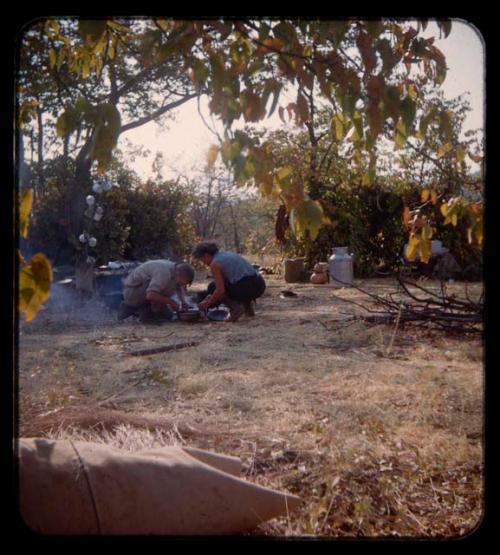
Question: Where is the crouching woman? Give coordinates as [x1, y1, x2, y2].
[192, 243, 266, 322]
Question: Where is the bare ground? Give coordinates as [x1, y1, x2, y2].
[17, 276, 484, 538]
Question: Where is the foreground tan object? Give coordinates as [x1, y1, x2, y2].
[18, 438, 301, 535]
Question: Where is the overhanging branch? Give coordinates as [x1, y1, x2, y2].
[119, 93, 198, 134]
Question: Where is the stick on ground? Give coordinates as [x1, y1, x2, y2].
[125, 341, 200, 357]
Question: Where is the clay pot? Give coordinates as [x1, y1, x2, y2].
[310, 272, 328, 284]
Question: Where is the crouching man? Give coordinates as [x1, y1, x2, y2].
[192, 242, 266, 322]
[118, 260, 195, 325]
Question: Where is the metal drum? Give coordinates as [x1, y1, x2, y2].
[328, 247, 354, 287]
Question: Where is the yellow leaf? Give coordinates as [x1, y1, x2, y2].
[407, 83, 417, 99]
[206, 144, 219, 169]
[451, 213, 458, 227]
[420, 237, 431, 263]
[275, 166, 292, 184]
[421, 224, 433, 240]
[19, 189, 33, 239]
[82, 59, 90, 79]
[456, 146, 466, 163]
[421, 189, 430, 203]
[19, 253, 53, 322]
[405, 235, 420, 261]
[437, 142, 452, 159]
[440, 203, 448, 217]
[49, 48, 57, 68]
[431, 191, 438, 205]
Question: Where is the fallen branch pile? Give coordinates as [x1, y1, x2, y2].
[331, 275, 483, 335]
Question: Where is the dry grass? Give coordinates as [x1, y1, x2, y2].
[17, 277, 484, 538]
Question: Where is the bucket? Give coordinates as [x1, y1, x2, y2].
[284, 258, 305, 283]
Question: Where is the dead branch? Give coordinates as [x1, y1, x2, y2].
[330, 274, 483, 336]
[125, 341, 200, 357]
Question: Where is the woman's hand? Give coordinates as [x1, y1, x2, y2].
[198, 299, 211, 312]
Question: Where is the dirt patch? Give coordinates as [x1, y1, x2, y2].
[16, 277, 484, 538]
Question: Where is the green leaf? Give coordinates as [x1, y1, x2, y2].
[332, 114, 344, 141]
[438, 110, 453, 143]
[267, 84, 281, 117]
[362, 168, 376, 186]
[329, 20, 350, 44]
[191, 57, 209, 88]
[456, 146, 466, 163]
[351, 111, 364, 142]
[56, 106, 80, 137]
[365, 20, 384, 39]
[394, 118, 407, 149]
[88, 102, 121, 173]
[273, 21, 298, 43]
[290, 199, 327, 241]
[75, 95, 92, 115]
[400, 96, 416, 133]
[383, 85, 402, 122]
[296, 92, 310, 124]
[78, 19, 107, 44]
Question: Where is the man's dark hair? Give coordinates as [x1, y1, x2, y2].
[191, 242, 219, 259]
[175, 263, 195, 285]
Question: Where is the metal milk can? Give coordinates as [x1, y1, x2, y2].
[328, 247, 354, 287]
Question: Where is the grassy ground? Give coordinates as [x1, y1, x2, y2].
[17, 275, 484, 538]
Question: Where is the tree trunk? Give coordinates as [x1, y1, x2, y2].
[36, 104, 45, 191]
[66, 137, 94, 282]
[229, 204, 241, 253]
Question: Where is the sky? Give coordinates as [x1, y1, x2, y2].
[120, 19, 486, 180]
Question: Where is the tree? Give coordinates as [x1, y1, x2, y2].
[18, 18, 198, 258]
[19, 17, 482, 319]
[24, 18, 458, 238]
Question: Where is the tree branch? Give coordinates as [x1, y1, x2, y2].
[120, 93, 197, 134]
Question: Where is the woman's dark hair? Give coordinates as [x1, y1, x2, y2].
[191, 242, 219, 259]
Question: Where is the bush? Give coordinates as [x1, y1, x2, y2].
[122, 180, 195, 261]
[281, 184, 407, 277]
[28, 159, 196, 267]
